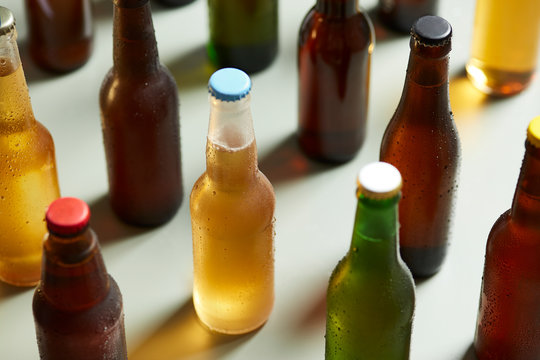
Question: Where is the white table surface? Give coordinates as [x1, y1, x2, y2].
[1, 0, 539, 359]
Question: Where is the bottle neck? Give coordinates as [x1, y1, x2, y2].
[348, 195, 400, 270]
[315, 0, 358, 17]
[0, 29, 34, 130]
[41, 229, 110, 312]
[112, 0, 160, 76]
[206, 95, 258, 188]
[510, 142, 540, 225]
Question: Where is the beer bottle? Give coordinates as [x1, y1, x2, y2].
[33, 197, 128, 360]
[377, 0, 439, 33]
[190, 68, 275, 334]
[466, 0, 540, 96]
[100, 0, 183, 226]
[0, 6, 60, 287]
[207, 0, 278, 74]
[154, 0, 196, 7]
[326, 162, 415, 360]
[298, 0, 374, 163]
[25, 0, 94, 73]
[379, 16, 460, 278]
[474, 116, 540, 359]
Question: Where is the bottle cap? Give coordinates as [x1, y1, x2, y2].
[0, 7, 15, 36]
[411, 15, 452, 47]
[527, 116, 540, 148]
[46, 197, 91, 236]
[209, 68, 252, 102]
[357, 162, 402, 200]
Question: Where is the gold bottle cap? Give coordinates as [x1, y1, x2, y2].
[357, 162, 402, 200]
[527, 116, 540, 148]
[0, 7, 15, 36]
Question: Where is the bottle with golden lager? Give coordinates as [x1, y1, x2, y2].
[0, 6, 60, 286]
[326, 162, 415, 359]
[190, 68, 275, 334]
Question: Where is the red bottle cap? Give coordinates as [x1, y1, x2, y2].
[46, 197, 91, 236]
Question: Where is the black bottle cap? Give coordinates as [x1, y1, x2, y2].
[411, 16, 452, 47]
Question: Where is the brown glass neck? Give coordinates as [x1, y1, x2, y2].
[41, 229, 110, 312]
[511, 142, 540, 225]
[113, 1, 160, 76]
[316, 0, 357, 17]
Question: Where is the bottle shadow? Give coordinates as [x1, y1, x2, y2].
[0, 280, 31, 301]
[93, 0, 114, 19]
[366, 8, 409, 43]
[129, 297, 258, 360]
[150, 0, 198, 12]
[461, 343, 477, 360]
[294, 285, 327, 333]
[258, 134, 336, 185]
[165, 44, 216, 92]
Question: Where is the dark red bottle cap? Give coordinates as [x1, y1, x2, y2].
[46, 197, 91, 236]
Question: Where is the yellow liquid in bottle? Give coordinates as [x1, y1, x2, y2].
[0, 63, 60, 286]
[190, 140, 275, 334]
[466, 0, 540, 96]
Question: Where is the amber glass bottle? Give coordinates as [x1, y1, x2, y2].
[474, 117, 540, 359]
[380, 16, 460, 278]
[25, 0, 93, 73]
[33, 197, 128, 360]
[100, 0, 183, 226]
[377, 0, 439, 33]
[0, 7, 60, 287]
[298, 0, 374, 163]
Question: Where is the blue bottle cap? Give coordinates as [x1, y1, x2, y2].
[208, 68, 252, 101]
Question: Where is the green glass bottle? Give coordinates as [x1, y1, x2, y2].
[207, 0, 278, 74]
[325, 162, 415, 360]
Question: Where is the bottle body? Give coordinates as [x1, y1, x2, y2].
[25, 0, 93, 73]
[298, 2, 374, 163]
[0, 19, 60, 286]
[377, 0, 439, 33]
[207, 0, 278, 74]
[100, 0, 182, 226]
[466, 0, 540, 96]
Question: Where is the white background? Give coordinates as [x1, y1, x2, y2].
[1, 0, 539, 359]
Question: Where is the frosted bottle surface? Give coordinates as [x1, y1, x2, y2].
[0, 7, 60, 287]
[100, 0, 182, 226]
[379, 16, 460, 278]
[298, 0, 374, 163]
[190, 68, 275, 334]
[474, 117, 540, 359]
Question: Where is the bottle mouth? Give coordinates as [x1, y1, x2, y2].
[356, 162, 402, 200]
[208, 68, 252, 102]
[411, 15, 452, 48]
[527, 116, 540, 148]
[46, 197, 91, 237]
[0, 6, 16, 36]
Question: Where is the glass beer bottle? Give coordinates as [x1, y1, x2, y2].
[100, 0, 183, 226]
[191, 68, 275, 334]
[380, 16, 460, 278]
[33, 197, 128, 360]
[298, 0, 374, 163]
[377, 0, 439, 33]
[0, 6, 60, 286]
[326, 162, 415, 360]
[25, 0, 93, 73]
[474, 116, 540, 359]
[207, 0, 278, 74]
[466, 0, 540, 96]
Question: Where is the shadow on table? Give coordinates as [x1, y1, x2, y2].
[295, 285, 327, 333]
[461, 344, 477, 360]
[0, 281, 31, 301]
[130, 297, 257, 360]
[166, 44, 216, 92]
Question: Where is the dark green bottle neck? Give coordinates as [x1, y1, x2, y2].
[316, 0, 358, 17]
[511, 142, 540, 226]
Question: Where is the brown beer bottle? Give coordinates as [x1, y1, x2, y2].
[380, 16, 460, 278]
[298, 0, 374, 163]
[100, 0, 183, 226]
[33, 197, 128, 360]
[474, 116, 540, 359]
[377, 0, 439, 33]
[25, 0, 93, 73]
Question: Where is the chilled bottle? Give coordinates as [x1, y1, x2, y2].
[0, 6, 60, 286]
[100, 0, 183, 226]
[474, 116, 540, 359]
[25, 0, 93, 73]
[33, 197, 128, 360]
[380, 16, 460, 278]
[377, 0, 439, 33]
[466, 0, 540, 96]
[207, 0, 278, 74]
[298, 0, 374, 163]
[191, 68, 275, 334]
[326, 162, 415, 359]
